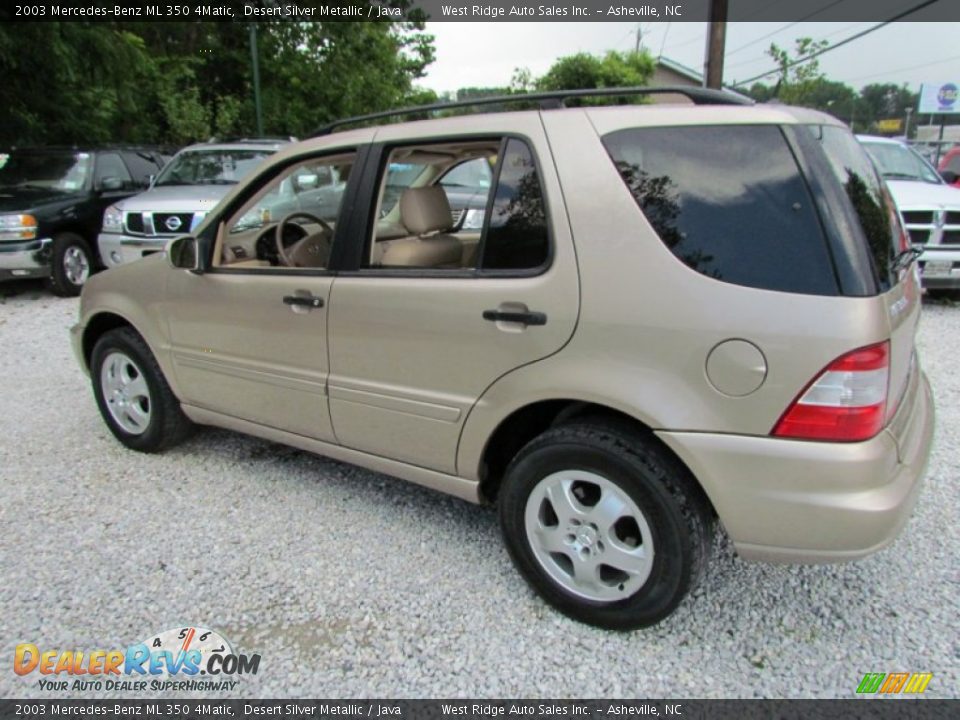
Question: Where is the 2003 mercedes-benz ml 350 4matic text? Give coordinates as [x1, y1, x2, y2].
[71, 88, 935, 630]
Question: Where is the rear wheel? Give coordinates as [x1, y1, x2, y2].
[90, 327, 192, 452]
[498, 420, 712, 630]
[48, 232, 93, 297]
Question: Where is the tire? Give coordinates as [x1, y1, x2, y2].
[90, 327, 193, 452]
[498, 419, 713, 630]
[48, 232, 93, 297]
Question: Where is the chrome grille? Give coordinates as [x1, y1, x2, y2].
[124, 213, 144, 234]
[902, 211, 935, 225]
[154, 213, 194, 235]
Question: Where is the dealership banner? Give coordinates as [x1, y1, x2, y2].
[2, 0, 959, 23]
[0, 699, 956, 719]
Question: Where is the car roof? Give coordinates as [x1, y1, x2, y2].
[177, 139, 290, 154]
[856, 134, 905, 145]
[7, 145, 168, 153]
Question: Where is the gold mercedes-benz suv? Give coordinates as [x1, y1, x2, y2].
[71, 88, 935, 630]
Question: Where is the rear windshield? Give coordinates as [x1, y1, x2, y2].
[603, 125, 838, 295]
[808, 126, 900, 292]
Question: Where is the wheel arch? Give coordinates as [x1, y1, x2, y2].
[474, 398, 716, 518]
[81, 311, 139, 370]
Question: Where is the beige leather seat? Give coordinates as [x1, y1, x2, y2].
[378, 186, 462, 268]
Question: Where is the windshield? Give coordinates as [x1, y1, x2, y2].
[0, 151, 92, 191]
[154, 149, 273, 187]
[861, 141, 941, 184]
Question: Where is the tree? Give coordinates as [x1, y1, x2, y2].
[536, 50, 654, 94]
[766, 37, 830, 105]
[0, 5, 436, 147]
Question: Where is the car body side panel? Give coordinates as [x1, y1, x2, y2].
[75, 254, 176, 381]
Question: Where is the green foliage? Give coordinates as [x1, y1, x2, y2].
[536, 50, 654, 92]
[744, 38, 920, 134]
[0, 9, 435, 147]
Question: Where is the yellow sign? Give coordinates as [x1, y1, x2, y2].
[878, 118, 904, 132]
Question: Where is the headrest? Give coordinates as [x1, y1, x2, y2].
[400, 186, 452, 235]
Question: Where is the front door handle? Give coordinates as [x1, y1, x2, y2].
[482, 309, 547, 326]
[283, 294, 324, 309]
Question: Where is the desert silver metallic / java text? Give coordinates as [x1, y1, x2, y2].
[100, 352, 151, 435]
[524, 470, 655, 602]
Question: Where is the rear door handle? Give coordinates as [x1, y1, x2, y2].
[283, 294, 324, 308]
[482, 309, 547, 326]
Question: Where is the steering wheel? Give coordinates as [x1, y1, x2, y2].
[275, 212, 334, 268]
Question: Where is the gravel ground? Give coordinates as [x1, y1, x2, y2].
[0, 280, 957, 699]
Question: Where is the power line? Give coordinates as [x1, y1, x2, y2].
[725, 21, 871, 71]
[843, 53, 960, 84]
[725, 0, 851, 58]
[731, 0, 943, 87]
[658, 21, 672, 60]
[661, 26, 708, 54]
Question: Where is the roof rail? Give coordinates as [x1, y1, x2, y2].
[310, 85, 752, 137]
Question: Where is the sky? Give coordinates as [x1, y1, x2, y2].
[417, 21, 960, 94]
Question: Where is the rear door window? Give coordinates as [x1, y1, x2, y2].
[603, 125, 838, 295]
[481, 138, 549, 271]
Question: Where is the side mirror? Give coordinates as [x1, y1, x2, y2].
[940, 169, 958, 184]
[147, 174, 156, 188]
[166, 235, 200, 273]
[98, 176, 125, 192]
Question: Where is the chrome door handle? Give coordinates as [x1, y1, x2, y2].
[482, 309, 547, 326]
[283, 294, 324, 308]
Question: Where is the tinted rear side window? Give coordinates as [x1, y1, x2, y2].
[808, 125, 899, 291]
[481, 138, 549, 271]
[603, 125, 838, 295]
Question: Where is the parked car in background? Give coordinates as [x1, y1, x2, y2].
[938, 146, 960, 189]
[98, 138, 291, 270]
[74, 92, 934, 630]
[0, 146, 168, 295]
[860, 134, 960, 292]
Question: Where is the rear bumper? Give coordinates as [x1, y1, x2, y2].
[657, 372, 935, 563]
[0, 237, 52, 281]
[98, 233, 168, 269]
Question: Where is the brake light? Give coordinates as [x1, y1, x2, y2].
[772, 341, 890, 442]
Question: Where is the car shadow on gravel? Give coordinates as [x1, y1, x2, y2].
[169, 425, 909, 646]
[0, 278, 48, 300]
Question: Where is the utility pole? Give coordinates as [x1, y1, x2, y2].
[905, 107, 913, 139]
[704, 0, 728, 89]
[249, 24, 264, 136]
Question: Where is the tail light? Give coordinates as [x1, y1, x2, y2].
[772, 341, 890, 442]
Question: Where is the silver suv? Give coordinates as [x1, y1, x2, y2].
[72, 88, 935, 630]
[97, 139, 292, 268]
[859, 135, 960, 291]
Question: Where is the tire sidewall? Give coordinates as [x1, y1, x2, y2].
[500, 436, 693, 629]
[90, 331, 167, 452]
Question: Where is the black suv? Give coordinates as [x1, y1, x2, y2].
[0, 146, 169, 295]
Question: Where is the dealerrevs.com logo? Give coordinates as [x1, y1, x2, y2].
[14, 627, 260, 692]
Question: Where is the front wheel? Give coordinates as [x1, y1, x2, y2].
[498, 420, 713, 630]
[48, 232, 93, 297]
[90, 327, 193, 452]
